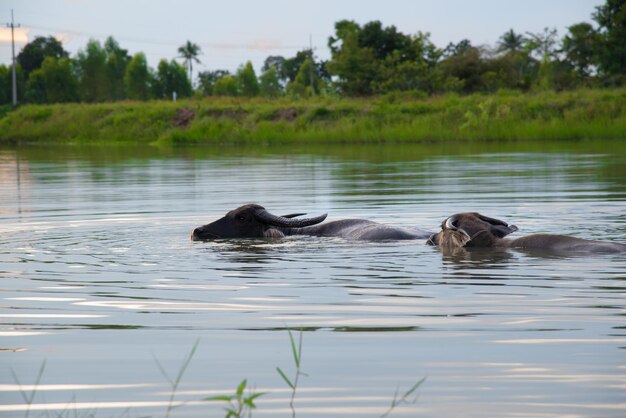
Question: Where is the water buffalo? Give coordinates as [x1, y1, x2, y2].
[427, 212, 626, 254]
[191, 204, 432, 241]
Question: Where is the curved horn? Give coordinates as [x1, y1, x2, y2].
[253, 208, 327, 227]
[478, 214, 508, 226]
[281, 213, 307, 218]
[445, 216, 458, 231]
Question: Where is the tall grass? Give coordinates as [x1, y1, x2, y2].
[276, 329, 305, 418]
[153, 338, 199, 418]
[1, 88, 625, 145]
[10, 360, 46, 418]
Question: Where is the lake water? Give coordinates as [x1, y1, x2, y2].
[1, 142, 625, 417]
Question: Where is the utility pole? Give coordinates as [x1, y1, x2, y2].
[6, 9, 20, 107]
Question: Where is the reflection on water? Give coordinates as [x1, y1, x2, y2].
[1, 143, 626, 417]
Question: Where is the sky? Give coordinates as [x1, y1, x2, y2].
[0, 0, 604, 77]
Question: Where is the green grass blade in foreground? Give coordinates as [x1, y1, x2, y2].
[204, 379, 266, 418]
[153, 338, 200, 418]
[10, 359, 46, 418]
[277, 329, 305, 418]
[380, 377, 426, 418]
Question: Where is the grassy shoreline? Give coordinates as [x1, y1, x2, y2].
[1, 88, 625, 145]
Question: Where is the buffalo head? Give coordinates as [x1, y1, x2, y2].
[191, 204, 328, 240]
[427, 212, 518, 249]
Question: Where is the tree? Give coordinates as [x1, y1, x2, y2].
[327, 20, 378, 95]
[124, 53, 152, 100]
[487, 51, 539, 91]
[443, 39, 473, 58]
[281, 51, 311, 83]
[197, 70, 230, 96]
[0, 65, 9, 104]
[213, 75, 239, 96]
[104, 36, 130, 100]
[25, 68, 47, 103]
[17, 36, 68, 77]
[374, 31, 444, 94]
[562, 22, 601, 79]
[77, 39, 108, 102]
[358, 20, 409, 60]
[525, 27, 559, 61]
[154, 59, 192, 99]
[259, 66, 282, 97]
[440, 44, 485, 93]
[286, 58, 321, 97]
[178, 40, 202, 84]
[497, 29, 525, 53]
[262, 55, 285, 73]
[25, 57, 79, 103]
[42, 57, 79, 102]
[593, 0, 626, 81]
[236, 61, 260, 97]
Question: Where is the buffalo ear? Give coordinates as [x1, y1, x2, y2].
[426, 233, 440, 246]
[490, 224, 518, 238]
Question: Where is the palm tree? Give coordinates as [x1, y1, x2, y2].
[497, 29, 525, 53]
[178, 40, 202, 84]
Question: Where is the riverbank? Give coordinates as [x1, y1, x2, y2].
[1, 88, 625, 145]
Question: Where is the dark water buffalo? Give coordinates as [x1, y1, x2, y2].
[191, 204, 432, 241]
[428, 212, 626, 254]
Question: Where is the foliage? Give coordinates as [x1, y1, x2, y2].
[327, 20, 378, 95]
[154, 59, 192, 99]
[124, 53, 152, 100]
[213, 75, 239, 96]
[104, 36, 131, 100]
[4, 1, 626, 105]
[205, 379, 266, 418]
[259, 66, 282, 97]
[26, 57, 79, 103]
[497, 29, 526, 53]
[17, 36, 68, 76]
[562, 22, 601, 79]
[197, 69, 230, 95]
[0, 64, 9, 104]
[525, 27, 560, 61]
[593, 0, 626, 82]
[76, 39, 109, 102]
[237, 61, 260, 97]
[3, 89, 626, 145]
[286, 58, 324, 97]
[178, 40, 202, 83]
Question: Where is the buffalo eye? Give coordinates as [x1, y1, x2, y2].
[236, 215, 247, 221]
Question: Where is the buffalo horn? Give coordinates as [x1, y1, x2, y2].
[281, 213, 307, 218]
[254, 209, 327, 227]
[445, 216, 458, 230]
[478, 214, 509, 226]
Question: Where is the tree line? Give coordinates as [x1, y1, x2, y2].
[0, 0, 624, 105]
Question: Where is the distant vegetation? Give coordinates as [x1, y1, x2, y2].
[2, 88, 624, 144]
[0, 0, 625, 105]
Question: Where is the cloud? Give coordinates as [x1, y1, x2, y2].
[54, 32, 75, 44]
[0, 27, 29, 44]
[202, 39, 300, 51]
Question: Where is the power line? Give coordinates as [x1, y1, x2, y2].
[5, 9, 20, 107]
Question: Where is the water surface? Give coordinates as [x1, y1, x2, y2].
[1, 142, 625, 417]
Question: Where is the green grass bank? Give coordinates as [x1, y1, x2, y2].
[1, 88, 625, 145]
